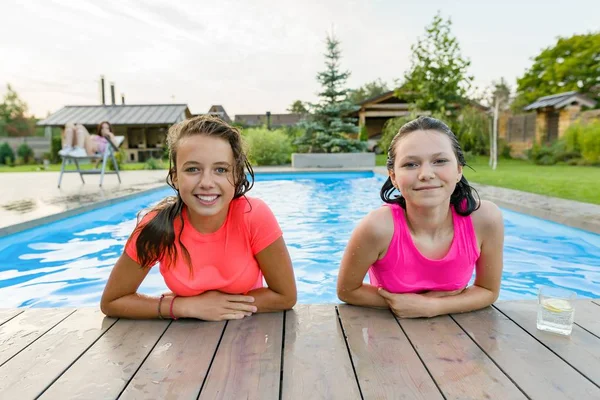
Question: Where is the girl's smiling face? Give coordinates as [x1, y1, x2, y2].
[172, 134, 236, 231]
[389, 129, 463, 208]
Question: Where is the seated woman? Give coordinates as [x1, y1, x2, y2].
[58, 121, 116, 157]
[101, 115, 297, 320]
[337, 116, 504, 318]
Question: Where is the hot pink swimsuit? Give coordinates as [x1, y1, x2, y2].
[368, 203, 480, 293]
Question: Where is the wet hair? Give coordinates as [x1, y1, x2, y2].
[96, 121, 113, 137]
[131, 115, 254, 271]
[380, 116, 479, 216]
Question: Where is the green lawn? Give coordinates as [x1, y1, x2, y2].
[376, 155, 600, 205]
[0, 162, 156, 173]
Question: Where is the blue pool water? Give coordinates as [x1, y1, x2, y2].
[0, 171, 599, 308]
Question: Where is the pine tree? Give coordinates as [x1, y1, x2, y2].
[296, 34, 365, 153]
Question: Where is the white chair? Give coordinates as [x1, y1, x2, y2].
[57, 136, 125, 188]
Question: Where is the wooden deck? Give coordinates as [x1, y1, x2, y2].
[1, 300, 599, 399]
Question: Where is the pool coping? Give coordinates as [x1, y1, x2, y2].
[0, 185, 171, 236]
[1, 168, 599, 236]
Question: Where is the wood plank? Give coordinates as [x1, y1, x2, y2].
[0, 309, 24, 326]
[121, 320, 225, 400]
[199, 313, 283, 399]
[337, 305, 442, 399]
[0, 308, 117, 398]
[39, 318, 169, 399]
[495, 301, 600, 387]
[455, 305, 600, 399]
[0, 308, 74, 366]
[573, 300, 600, 338]
[400, 314, 526, 399]
[281, 305, 361, 399]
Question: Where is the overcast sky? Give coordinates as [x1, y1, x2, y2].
[1, 0, 598, 118]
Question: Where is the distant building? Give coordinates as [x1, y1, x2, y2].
[523, 91, 597, 142]
[234, 113, 303, 128]
[350, 90, 488, 138]
[350, 91, 412, 140]
[205, 105, 232, 123]
[37, 104, 192, 163]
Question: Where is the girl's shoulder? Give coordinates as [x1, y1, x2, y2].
[234, 196, 278, 225]
[470, 200, 503, 235]
[239, 195, 268, 210]
[360, 204, 395, 245]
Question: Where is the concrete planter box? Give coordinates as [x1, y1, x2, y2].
[291, 152, 375, 168]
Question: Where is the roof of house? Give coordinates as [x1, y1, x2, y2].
[37, 104, 192, 126]
[524, 91, 597, 111]
[234, 113, 303, 126]
[358, 90, 399, 106]
[356, 90, 488, 111]
[206, 105, 232, 123]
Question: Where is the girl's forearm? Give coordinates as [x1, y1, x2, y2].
[101, 293, 176, 319]
[428, 285, 498, 317]
[338, 284, 389, 308]
[100, 293, 185, 319]
[247, 287, 296, 312]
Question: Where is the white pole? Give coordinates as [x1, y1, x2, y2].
[492, 97, 499, 170]
[489, 117, 493, 167]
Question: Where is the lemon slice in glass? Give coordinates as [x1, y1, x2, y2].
[542, 298, 572, 313]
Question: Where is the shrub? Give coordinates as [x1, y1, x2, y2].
[0, 142, 15, 165]
[498, 138, 512, 159]
[455, 106, 490, 155]
[107, 149, 126, 171]
[528, 139, 580, 165]
[50, 135, 62, 163]
[580, 121, 600, 164]
[379, 115, 414, 156]
[358, 125, 368, 141]
[17, 142, 34, 163]
[144, 158, 164, 170]
[563, 122, 583, 153]
[244, 127, 293, 166]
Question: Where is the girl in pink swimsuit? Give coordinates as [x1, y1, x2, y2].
[58, 121, 115, 157]
[337, 116, 505, 318]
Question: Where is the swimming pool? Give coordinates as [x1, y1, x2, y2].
[1, 171, 599, 307]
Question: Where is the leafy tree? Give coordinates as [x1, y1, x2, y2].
[397, 12, 473, 120]
[513, 32, 600, 111]
[348, 79, 390, 104]
[296, 34, 365, 153]
[287, 100, 309, 114]
[0, 84, 35, 136]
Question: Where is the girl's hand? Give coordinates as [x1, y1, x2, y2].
[178, 291, 257, 321]
[378, 288, 436, 318]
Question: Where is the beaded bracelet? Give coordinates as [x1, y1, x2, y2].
[169, 295, 179, 320]
[157, 294, 165, 320]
